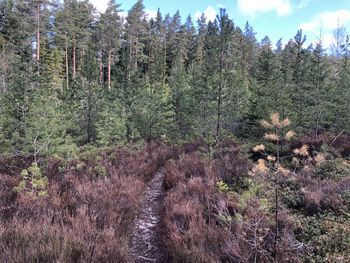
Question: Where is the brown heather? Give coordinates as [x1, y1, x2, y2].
[162, 141, 302, 263]
[1, 136, 349, 262]
[0, 143, 178, 262]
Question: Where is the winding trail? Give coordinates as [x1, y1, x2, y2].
[130, 171, 165, 263]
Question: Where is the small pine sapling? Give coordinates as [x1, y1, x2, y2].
[14, 162, 49, 198]
[251, 112, 297, 261]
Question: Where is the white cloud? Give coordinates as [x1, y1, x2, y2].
[89, 0, 156, 21]
[120, 11, 127, 19]
[144, 9, 158, 20]
[321, 33, 334, 48]
[194, 6, 218, 22]
[237, 0, 292, 17]
[298, 0, 312, 9]
[299, 9, 350, 32]
[89, 0, 108, 13]
[299, 10, 350, 49]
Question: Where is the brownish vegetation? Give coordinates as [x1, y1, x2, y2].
[0, 143, 179, 262]
[0, 137, 349, 262]
[162, 141, 303, 262]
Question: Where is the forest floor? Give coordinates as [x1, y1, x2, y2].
[0, 137, 349, 262]
[130, 170, 166, 263]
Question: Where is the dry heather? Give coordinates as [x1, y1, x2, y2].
[0, 137, 349, 262]
[162, 141, 304, 263]
[0, 143, 177, 262]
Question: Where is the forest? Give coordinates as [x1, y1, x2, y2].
[0, 0, 349, 262]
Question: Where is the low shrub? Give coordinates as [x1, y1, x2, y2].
[0, 143, 178, 262]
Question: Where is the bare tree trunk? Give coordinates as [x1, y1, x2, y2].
[216, 52, 224, 138]
[274, 186, 279, 263]
[36, 2, 40, 62]
[216, 87, 222, 138]
[99, 50, 103, 84]
[73, 41, 76, 80]
[1, 43, 5, 91]
[65, 32, 69, 89]
[100, 61, 103, 83]
[126, 115, 132, 143]
[108, 50, 111, 90]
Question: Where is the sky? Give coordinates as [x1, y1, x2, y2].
[89, 0, 350, 49]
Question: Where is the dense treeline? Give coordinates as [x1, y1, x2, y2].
[0, 0, 349, 158]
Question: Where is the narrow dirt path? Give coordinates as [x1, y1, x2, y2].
[130, 171, 165, 263]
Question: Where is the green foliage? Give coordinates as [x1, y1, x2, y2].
[0, 0, 349, 151]
[216, 180, 229, 193]
[96, 101, 126, 146]
[75, 161, 86, 171]
[315, 158, 350, 180]
[53, 136, 79, 161]
[14, 162, 49, 198]
[93, 164, 108, 177]
[300, 214, 350, 263]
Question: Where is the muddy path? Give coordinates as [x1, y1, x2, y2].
[129, 171, 166, 263]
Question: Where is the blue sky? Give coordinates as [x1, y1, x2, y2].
[90, 0, 350, 49]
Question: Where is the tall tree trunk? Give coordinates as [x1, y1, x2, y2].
[216, 87, 222, 138]
[108, 50, 111, 90]
[99, 50, 103, 84]
[216, 54, 224, 138]
[1, 44, 6, 91]
[65, 32, 69, 89]
[87, 79, 92, 143]
[36, 2, 40, 62]
[126, 115, 132, 143]
[274, 186, 279, 262]
[73, 41, 76, 80]
[100, 61, 103, 84]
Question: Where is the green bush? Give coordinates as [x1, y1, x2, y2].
[299, 214, 350, 263]
[315, 158, 350, 180]
[14, 162, 48, 198]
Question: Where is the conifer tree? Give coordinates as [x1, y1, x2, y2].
[138, 9, 174, 141]
[121, 0, 148, 142]
[251, 36, 289, 125]
[55, 0, 94, 85]
[307, 42, 331, 137]
[333, 36, 350, 132]
[98, 0, 122, 90]
[190, 14, 215, 138]
[0, 0, 35, 153]
[289, 30, 308, 130]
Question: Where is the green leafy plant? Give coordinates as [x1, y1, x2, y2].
[216, 180, 229, 193]
[14, 162, 48, 198]
[315, 158, 350, 180]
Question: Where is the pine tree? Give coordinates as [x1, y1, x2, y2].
[55, 0, 94, 87]
[289, 30, 308, 130]
[98, 0, 122, 90]
[165, 10, 181, 75]
[251, 36, 288, 123]
[78, 44, 100, 144]
[333, 35, 350, 132]
[0, 0, 35, 153]
[121, 0, 148, 142]
[32, 0, 53, 65]
[242, 21, 258, 75]
[138, 9, 174, 141]
[307, 42, 331, 137]
[167, 11, 196, 138]
[190, 14, 214, 138]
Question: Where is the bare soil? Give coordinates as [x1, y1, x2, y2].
[130, 170, 165, 263]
